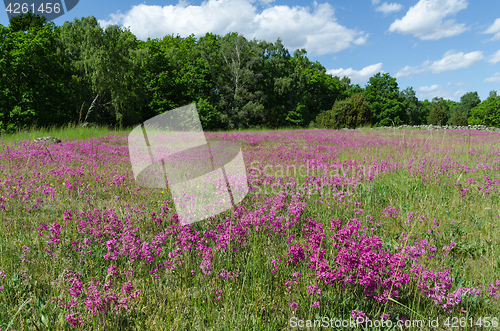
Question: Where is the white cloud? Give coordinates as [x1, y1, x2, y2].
[418, 84, 441, 92]
[395, 65, 422, 78]
[484, 73, 500, 83]
[447, 81, 470, 86]
[372, 0, 381, 5]
[489, 50, 500, 64]
[97, 0, 368, 56]
[326, 63, 383, 85]
[258, 0, 275, 5]
[482, 18, 500, 41]
[424, 50, 484, 73]
[376, 2, 404, 15]
[388, 0, 468, 40]
[396, 50, 484, 77]
[416, 84, 465, 101]
[176, 0, 190, 8]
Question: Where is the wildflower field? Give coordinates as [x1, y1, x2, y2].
[0, 128, 499, 330]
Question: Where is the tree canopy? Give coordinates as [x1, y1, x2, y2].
[0, 15, 497, 132]
[468, 91, 500, 127]
[364, 73, 406, 127]
[8, 11, 47, 32]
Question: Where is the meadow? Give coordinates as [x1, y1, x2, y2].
[0, 126, 499, 330]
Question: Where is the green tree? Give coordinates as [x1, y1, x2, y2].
[141, 33, 217, 118]
[459, 91, 481, 117]
[0, 21, 75, 132]
[427, 104, 446, 125]
[446, 92, 480, 125]
[196, 97, 222, 130]
[319, 93, 371, 129]
[282, 49, 344, 127]
[448, 110, 468, 126]
[468, 91, 500, 127]
[57, 16, 149, 126]
[346, 84, 364, 97]
[364, 73, 406, 126]
[253, 38, 293, 128]
[200, 32, 264, 129]
[431, 97, 450, 123]
[399, 87, 422, 125]
[448, 103, 464, 123]
[8, 12, 47, 32]
[418, 99, 433, 125]
[340, 76, 351, 90]
[445, 100, 458, 122]
[140, 35, 186, 116]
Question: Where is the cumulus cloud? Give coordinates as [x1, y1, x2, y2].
[489, 50, 500, 65]
[376, 2, 404, 15]
[388, 0, 468, 40]
[396, 50, 484, 77]
[418, 84, 441, 92]
[258, 0, 275, 5]
[484, 73, 500, 83]
[97, 0, 368, 56]
[326, 63, 383, 85]
[424, 50, 484, 73]
[395, 65, 422, 78]
[482, 18, 500, 41]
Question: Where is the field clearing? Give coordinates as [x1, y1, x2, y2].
[0, 128, 500, 330]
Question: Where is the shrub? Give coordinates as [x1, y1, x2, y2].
[427, 104, 447, 125]
[448, 110, 468, 126]
[319, 93, 371, 129]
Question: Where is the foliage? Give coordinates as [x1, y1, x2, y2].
[8, 12, 47, 32]
[0, 14, 493, 132]
[57, 16, 148, 126]
[446, 92, 481, 126]
[319, 93, 371, 129]
[196, 97, 222, 131]
[199, 33, 264, 129]
[364, 73, 406, 127]
[431, 97, 450, 123]
[448, 104, 465, 124]
[459, 91, 481, 117]
[141, 33, 217, 119]
[0, 22, 75, 132]
[346, 84, 364, 99]
[468, 91, 500, 127]
[296, 52, 344, 126]
[399, 87, 422, 125]
[448, 109, 468, 126]
[427, 104, 447, 125]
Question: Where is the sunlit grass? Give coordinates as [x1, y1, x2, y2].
[0, 127, 499, 330]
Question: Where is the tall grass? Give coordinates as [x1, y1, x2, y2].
[0, 123, 130, 145]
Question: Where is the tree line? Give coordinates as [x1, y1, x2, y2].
[1, 13, 499, 133]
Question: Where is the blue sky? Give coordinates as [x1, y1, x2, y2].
[2, 0, 499, 102]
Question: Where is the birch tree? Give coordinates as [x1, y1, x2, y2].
[57, 16, 149, 125]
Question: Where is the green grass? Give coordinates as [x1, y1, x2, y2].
[0, 126, 499, 330]
[0, 123, 131, 144]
